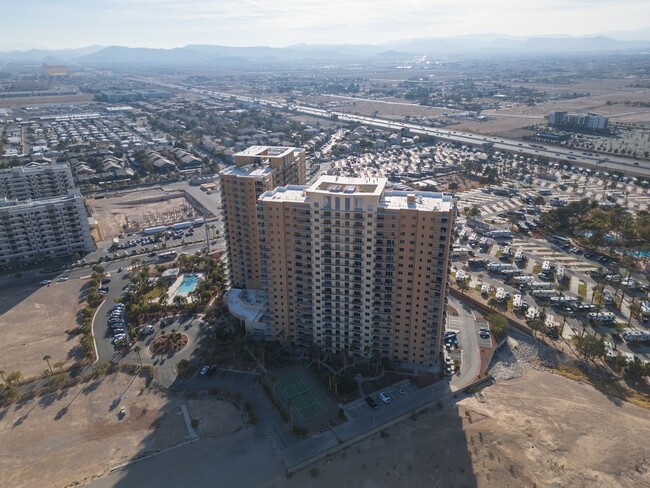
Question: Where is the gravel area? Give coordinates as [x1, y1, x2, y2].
[488, 330, 566, 381]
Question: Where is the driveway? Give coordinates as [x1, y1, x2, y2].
[448, 296, 481, 390]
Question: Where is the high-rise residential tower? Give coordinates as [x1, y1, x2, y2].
[255, 175, 455, 368]
[219, 146, 306, 290]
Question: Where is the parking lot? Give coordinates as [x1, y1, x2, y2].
[345, 380, 416, 419]
[453, 224, 650, 363]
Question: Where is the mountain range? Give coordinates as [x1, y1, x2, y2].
[1, 33, 649, 68]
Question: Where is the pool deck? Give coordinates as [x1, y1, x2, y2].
[167, 273, 204, 302]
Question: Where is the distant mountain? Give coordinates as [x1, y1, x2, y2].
[0, 46, 104, 64]
[380, 35, 650, 55]
[601, 27, 650, 42]
[1, 31, 649, 69]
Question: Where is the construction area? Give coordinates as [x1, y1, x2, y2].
[86, 188, 200, 243]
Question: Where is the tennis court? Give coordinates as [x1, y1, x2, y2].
[277, 372, 328, 421]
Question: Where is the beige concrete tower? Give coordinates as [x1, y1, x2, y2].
[257, 175, 455, 368]
[220, 146, 306, 290]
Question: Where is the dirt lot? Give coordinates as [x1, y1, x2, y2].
[0, 372, 242, 488]
[0, 94, 94, 108]
[0, 280, 88, 380]
[275, 370, 650, 488]
[87, 188, 199, 242]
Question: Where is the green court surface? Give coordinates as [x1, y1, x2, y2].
[277, 372, 328, 421]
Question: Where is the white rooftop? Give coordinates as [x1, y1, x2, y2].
[220, 164, 273, 178]
[382, 191, 453, 212]
[308, 175, 387, 196]
[259, 185, 307, 203]
[228, 288, 267, 323]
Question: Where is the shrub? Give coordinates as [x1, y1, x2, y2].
[191, 419, 200, 429]
[338, 407, 345, 419]
[308, 467, 319, 478]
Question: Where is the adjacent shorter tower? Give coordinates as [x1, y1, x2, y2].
[219, 146, 306, 290]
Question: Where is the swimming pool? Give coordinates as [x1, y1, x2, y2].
[178, 274, 200, 294]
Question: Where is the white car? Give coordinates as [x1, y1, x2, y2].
[39, 280, 52, 285]
[377, 392, 391, 404]
[57, 276, 69, 282]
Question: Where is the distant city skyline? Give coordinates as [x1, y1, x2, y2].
[1, 0, 649, 51]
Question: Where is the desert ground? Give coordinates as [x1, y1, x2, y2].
[0, 280, 88, 380]
[87, 188, 199, 242]
[273, 370, 650, 488]
[302, 80, 650, 139]
[0, 372, 242, 488]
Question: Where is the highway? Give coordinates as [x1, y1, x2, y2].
[137, 77, 650, 178]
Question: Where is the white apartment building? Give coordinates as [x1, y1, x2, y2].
[0, 189, 94, 268]
[548, 111, 608, 131]
[0, 163, 75, 201]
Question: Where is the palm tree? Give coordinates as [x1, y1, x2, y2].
[271, 375, 278, 403]
[134, 345, 142, 367]
[43, 355, 53, 374]
[288, 399, 294, 430]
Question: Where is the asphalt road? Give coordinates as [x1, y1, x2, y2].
[92, 271, 132, 361]
[448, 296, 481, 389]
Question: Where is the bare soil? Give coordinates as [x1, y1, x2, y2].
[0, 280, 88, 380]
[0, 372, 241, 488]
[87, 188, 198, 242]
[275, 370, 650, 488]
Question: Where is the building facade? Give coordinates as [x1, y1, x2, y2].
[0, 163, 75, 201]
[548, 111, 608, 131]
[0, 189, 95, 268]
[219, 146, 306, 290]
[256, 176, 455, 368]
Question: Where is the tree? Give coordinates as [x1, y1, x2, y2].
[271, 376, 278, 403]
[574, 335, 606, 362]
[134, 345, 142, 367]
[488, 313, 508, 340]
[528, 318, 546, 339]
[6, 371, 21, 387]
[625, 359, 649, 383]
[43, 355, 53, 374]
[288, 399, 294, 430]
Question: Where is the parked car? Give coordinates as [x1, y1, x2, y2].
[377, 392, 391, 404]
[200, 366, 210, 375]
[365, 396, 378, 409]
[479, 327, 491, 339]
[39, 280, 52, 286]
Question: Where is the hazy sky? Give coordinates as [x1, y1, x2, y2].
[1, 0, 649, 50]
